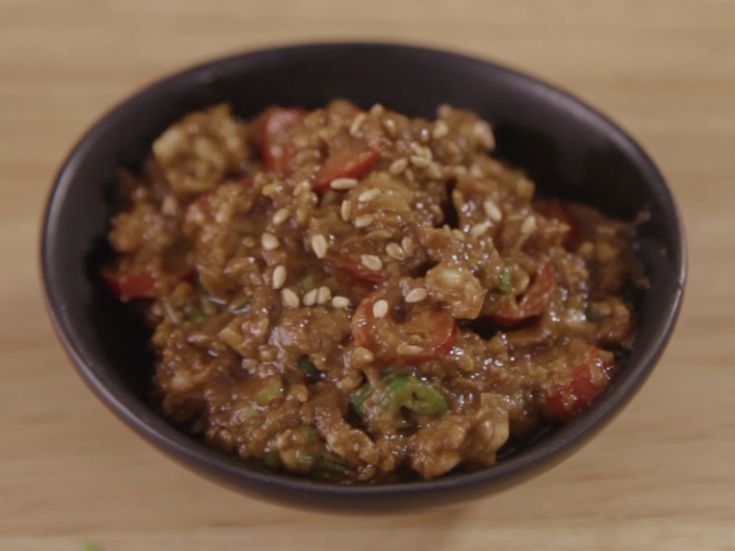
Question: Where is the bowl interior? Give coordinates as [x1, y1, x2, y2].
[42, 43, 684, 510]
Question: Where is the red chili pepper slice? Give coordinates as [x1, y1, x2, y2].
[535, 199, 579, 248]
[490, 262, 556, 327]
[260, 107, 306, 173]
[327, 257, 385, 284]
[352, 290, 457, 363]
[313, 147, 381, 192]
[541, 346, 616, 421]
[103, 269, 160, 300]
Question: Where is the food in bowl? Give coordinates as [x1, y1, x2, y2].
[104, 100, 640, 482]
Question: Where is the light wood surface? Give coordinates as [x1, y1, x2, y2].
[2, 0, 734, 549]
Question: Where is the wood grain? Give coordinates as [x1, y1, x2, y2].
[2, 0, 734, 549]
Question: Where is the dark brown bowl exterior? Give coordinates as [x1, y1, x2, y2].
[41, 43, 686, 512]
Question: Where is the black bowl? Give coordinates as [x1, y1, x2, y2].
[41, 42, 686, 512]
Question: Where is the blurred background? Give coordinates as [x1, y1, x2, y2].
[2, 1, 734, 549]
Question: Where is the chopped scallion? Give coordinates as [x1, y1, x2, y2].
[499, 260, 513, 294]
[297, 355, 322, 381]
[255, 377, 284, 406]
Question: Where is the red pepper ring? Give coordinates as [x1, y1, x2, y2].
[352, 290, 457, 364]
[541, 345, 616, 421]
[313, 147, 381, 192]
[259, 107, 307, 173]
[489, 261, 556, 327]
[102, 269, 160, 300]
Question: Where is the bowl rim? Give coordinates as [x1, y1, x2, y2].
[40, 41, 687, 500]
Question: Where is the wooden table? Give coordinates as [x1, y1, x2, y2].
[2, 1, 733, 549]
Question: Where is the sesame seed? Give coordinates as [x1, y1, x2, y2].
[272, 265, 286, 289]
[340, 199, 352, 221]
[331, 296, 350, 309]
[293, 180, 311, 196]
[426, 162, 443, 179]
[452, 229, 465, 241]
[452, 189, 464, 205]
[521, 215, 537, 235]
[272, 208, 289, 225]
[311, 234, 328, 259]
[353, 346, 375, 363]
[404, 168, 415, 182]
[409, 143, 424, 156]
[470, 222, 490, 237]
[397, 344, 424, 355]
[317, 286, 332, 305]
[473, 120, 495, 149]
[261, 232, 279, 250]
[385, 242, 406, 260]
[401, 236, 415, 256]
[330, 178, 358, 190]
[281, 288, 300, 308]
[372, 299, 389, 318]
[262, 183, 277, 196]
[389, 158, 408, 174]
[516, 271, 530, 293]
[438, 267, 463, 287]
[350, 112, 367, 136]
[410, 155, 430, 168]
[405, 287, 427, 303]
[432, 120, 449, 139]
[303, 288, 318, 306]
[516, 178, 534, 200]
[295, 208, 309, 225]
[483, 199, 503, 222]
[360, 254, 383, 271]
[358, 188, 380, 202]
[370, 103, 384, 116]
[242, 236, 257, 247]
[370, 229, 392, 239]
[382, 118, 397, 137]
[354, 215, 374, 228]
[161, 196, 179, 216]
